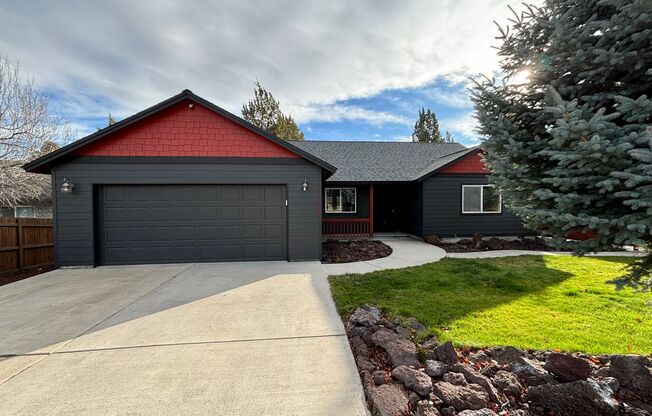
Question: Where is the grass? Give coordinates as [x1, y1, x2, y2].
[329, 255, 652, 355]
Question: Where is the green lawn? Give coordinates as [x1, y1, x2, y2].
[329, 255, 652, 355]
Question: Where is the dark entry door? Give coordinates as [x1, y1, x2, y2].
[374, 184, 410, 232]
[97, 184, 287, 265]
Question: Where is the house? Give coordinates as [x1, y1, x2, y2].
[23, 90, 532, 267]
[0, 162, 52, 218]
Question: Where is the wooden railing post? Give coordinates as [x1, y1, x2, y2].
[369, 184, 374, 238]
[17, 218, 25, 271]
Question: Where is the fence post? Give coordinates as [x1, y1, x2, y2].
[17, 218, 25, 271]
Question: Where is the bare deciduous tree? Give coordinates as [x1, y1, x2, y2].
[0, 56, 72, 207]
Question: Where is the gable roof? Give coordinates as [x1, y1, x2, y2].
[292, 141, 469, 182]
[23, 90, 336, 174]
[414, 146, 482, 181]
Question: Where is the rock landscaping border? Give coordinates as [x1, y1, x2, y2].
[424, 234, 568, 253]
[346, 305, 652, 416]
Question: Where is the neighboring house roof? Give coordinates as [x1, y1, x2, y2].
[292, 141, 471, 182]
[23, 90, 336, 174]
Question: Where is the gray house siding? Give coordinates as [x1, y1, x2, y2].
[408, 183, 423, 237]
[422, 174, 533, 237]
[52, 156, 322, 266]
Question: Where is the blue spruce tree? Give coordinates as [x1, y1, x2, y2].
[472, 0, 652, 288]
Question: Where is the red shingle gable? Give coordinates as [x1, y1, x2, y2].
[439, 151, 490, 174]
[74, 100, 299, 158]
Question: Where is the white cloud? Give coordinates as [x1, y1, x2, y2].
[289, 104, 411, 126]
[424, 86, 473, 109]
[0, 0, 531, 125]
[441, 112, 481, 145]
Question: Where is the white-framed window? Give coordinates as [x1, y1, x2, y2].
[14, 206, 35, 218]
[462, 185, 501, 214]
[325, 187, 357, 213]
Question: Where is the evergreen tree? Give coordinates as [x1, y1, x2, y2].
[107, 113, 117, 126]
[411, 108, 449, 142]
[241, 81, 304, 141]
[472, 0, 652, 288]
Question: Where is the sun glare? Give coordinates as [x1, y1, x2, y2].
[508, 68, 532, 86]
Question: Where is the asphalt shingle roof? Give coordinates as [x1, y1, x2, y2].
[292, 141, 471, 182]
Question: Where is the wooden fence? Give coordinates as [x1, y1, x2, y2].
[0, 218, 54, 274]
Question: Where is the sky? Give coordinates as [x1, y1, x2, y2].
[0, 0, 527, 146]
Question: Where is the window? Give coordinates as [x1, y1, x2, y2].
[325, 188, 357, 213]
[0, 207, 13, 217]
[14, 206, 35, 218]
[462, 185, 501, 214]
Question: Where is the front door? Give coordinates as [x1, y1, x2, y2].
[374, 184, 409, 232]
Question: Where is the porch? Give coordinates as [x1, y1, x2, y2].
[321, 182, 421, 238]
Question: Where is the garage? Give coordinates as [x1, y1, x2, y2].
[98, 184, 287, 265]
[23, 90, 335, 267]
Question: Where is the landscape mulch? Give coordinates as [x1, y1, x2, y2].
[0, 266, 54, 287]
[322, 239, 392, 263]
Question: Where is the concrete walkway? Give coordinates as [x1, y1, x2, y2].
[323, 237, 644, 275]
[322, 236, 446, 275]
[0, 261, 368, 416]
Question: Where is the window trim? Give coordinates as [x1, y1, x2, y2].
[14, 205, 36, 218]
[324, 187, 357, 214]
[461, 184, 502, 214]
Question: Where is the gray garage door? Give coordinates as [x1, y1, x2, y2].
[98, 184, 287, 265]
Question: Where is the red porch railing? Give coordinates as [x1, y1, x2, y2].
[322, 218, 373, 237]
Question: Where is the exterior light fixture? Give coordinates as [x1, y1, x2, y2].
[302, 179, 308, 192]
[188, 103, 194, 109]
[60, 178, 74, 194]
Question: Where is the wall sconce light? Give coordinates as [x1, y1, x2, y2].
[302, 179, 308, 192]
[60, 178, 75, 194]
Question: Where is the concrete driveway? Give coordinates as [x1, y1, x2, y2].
[0, 261, 368, 415]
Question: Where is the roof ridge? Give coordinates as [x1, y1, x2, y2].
[298, 140, 465, 144]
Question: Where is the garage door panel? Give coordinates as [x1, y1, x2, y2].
[199, 245, 219, 259]
[174, 187, 195, 201]
[266, 243, 284, 258]
[150, 227, 174, 240]
[243, 186, 263, 200]
[264, 186, 284, 201]
[151, 206, 174, 220]
[196, 186, 218, 200]
[104, 187, 125, 201]
[219, 186, 241, 200]
[264, 206, 283, 219]
[198, 226, 218, 240]
[175, 226, 196, 240]
[264, 224, 284, 239]
[243, 244, 265, 259]
[148, 187, 171, 201]
[175, 206, 195, 220]
[242, 224, 263, 239]
[243, 206, 262, 220]
[221, 244, 243, 260]
[105, 207, 126, 221]
[106, 228, 126, 242]
[99, 185, 286, 265]
[221, 225, 242, 240]
[128, 207, 150, 221]
[219, 206, 240, 220]
[127, 187, 148, 201]
[197, 206, 218, 220]
[128, 227, 149, 241]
